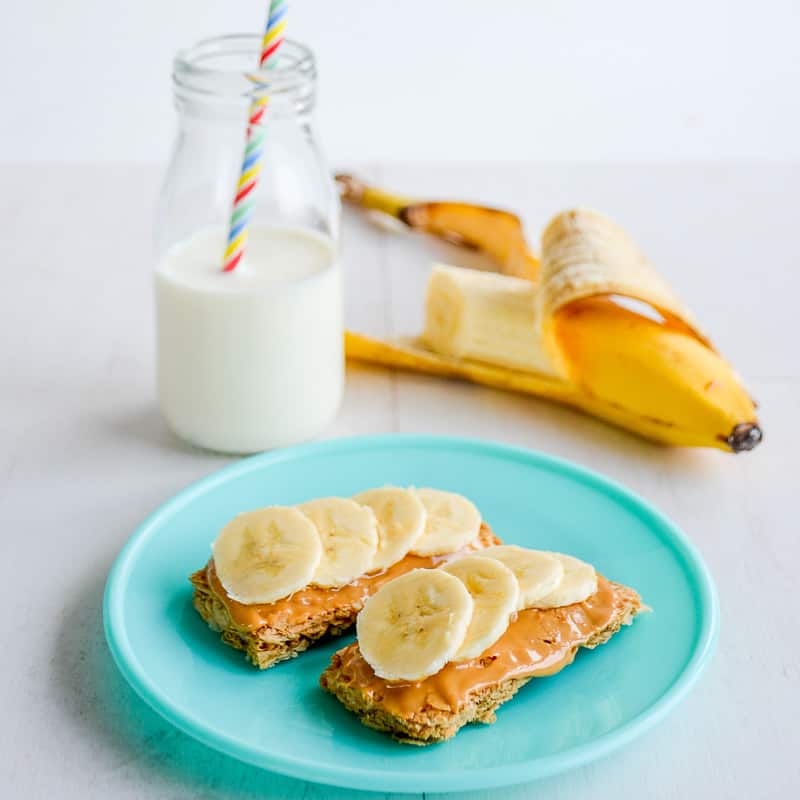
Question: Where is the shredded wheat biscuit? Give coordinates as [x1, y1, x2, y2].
[319, 581, 642, 744]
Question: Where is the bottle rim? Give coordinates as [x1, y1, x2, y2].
[173, 34, 315, 102]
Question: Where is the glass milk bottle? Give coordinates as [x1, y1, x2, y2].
[155, 35, 342, 454]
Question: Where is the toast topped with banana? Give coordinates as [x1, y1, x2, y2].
[320, 546, 643, 744]
[190, 487, 501, 669]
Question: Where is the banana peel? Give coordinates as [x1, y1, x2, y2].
[345, 331, 572, 402]
[336, 174, 539, 280]
[340, 178, 762, 453]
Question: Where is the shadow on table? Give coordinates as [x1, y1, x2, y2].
[101, 404, 216, 459]
[364, 364, 728, 480]
[52, 569, 421, 800]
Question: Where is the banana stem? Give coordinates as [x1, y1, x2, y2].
[336, 174, 413, 220]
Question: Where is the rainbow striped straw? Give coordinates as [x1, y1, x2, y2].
[222, 0, 288, 272]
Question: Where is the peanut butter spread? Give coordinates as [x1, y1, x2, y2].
[205, 523, 498, 631]
[326, 576, 630, 716]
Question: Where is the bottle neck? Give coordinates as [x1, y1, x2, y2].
[172, 35, 317, 121]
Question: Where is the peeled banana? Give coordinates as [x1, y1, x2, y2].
[340, 179, 761, 453]
[424, 265, 556, 376]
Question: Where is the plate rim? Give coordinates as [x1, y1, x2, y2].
[103, 434, 719, 792]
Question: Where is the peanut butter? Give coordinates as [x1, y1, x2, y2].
[206, 523, 498, 631]
[327, 576, 628, 716]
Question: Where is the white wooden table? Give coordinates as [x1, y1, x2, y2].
[0, 163, 797, 799]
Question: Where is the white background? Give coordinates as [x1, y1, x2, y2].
[2, 0, 799, 164]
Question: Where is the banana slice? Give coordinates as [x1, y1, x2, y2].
[481, 545, 564, 610]
[299, 498, 379, 588]
[535, 552, 597, 608]
[356, 569, 474, 681]
[410, 488, 482, 556]
[352, 487, 426, 571]
[212, 507, 322, 604]
[443, 555, 519, 661]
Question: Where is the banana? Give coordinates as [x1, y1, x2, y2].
[352, 487, 427, 571]
[410, 488, 482, 556]
[535, 552, 597, 608]
[298, 498, 379, 588]
[342, 200, 762, 452]
[481, 546, 564, 610]
[356, 569, 474, 681]
[212, 507, 322, 604]
[423, 265, 558, 376]
[443, 555, 519, 661]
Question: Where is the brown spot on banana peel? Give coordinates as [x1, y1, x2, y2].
[441, 231, 480, 250]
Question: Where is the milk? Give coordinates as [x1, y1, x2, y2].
[155, 226, 343, 453]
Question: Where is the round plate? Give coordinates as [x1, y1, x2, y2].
[104, 435, 718, 792]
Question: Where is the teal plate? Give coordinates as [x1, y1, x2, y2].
[104, 435, 718, 793]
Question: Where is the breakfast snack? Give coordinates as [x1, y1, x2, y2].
[320, 547, 643, 744]
[190, 488, 500, 669]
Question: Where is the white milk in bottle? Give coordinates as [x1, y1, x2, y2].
[155, 225, 343, 453]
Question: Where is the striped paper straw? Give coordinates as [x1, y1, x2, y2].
[222, 0, 288, 272]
